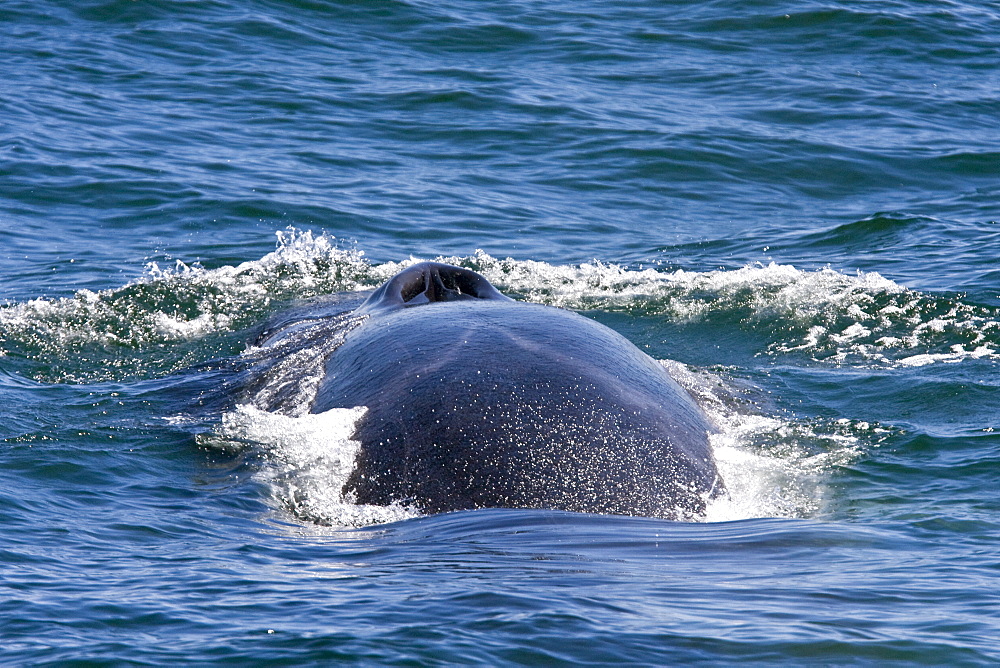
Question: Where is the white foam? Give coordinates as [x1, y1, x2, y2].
[0, 229, 378, 379]
[217, 404, 420, 527]
[4, 229, 998, 373]
[451, 254, 1000, 367]
[704, 416, 863, 522]
[661, 360, 867, 522]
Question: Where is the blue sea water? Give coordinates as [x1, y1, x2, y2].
[2, 0, 1000, 664]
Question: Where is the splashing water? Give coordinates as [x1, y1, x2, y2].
[3, 229, 997, 383]
[660, 360, 874, 522]
[213, 404, 419, 527]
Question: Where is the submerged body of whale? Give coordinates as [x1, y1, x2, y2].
[257, 262, 725, 519]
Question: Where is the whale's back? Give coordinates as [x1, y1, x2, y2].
[313, 300, 722, 518]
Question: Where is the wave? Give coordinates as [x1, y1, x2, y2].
[2, 228, 997, 383]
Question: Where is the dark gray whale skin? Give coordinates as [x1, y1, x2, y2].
[310, 262, 724, 519]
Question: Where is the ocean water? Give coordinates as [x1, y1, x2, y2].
[2, 0, 1000, 664]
